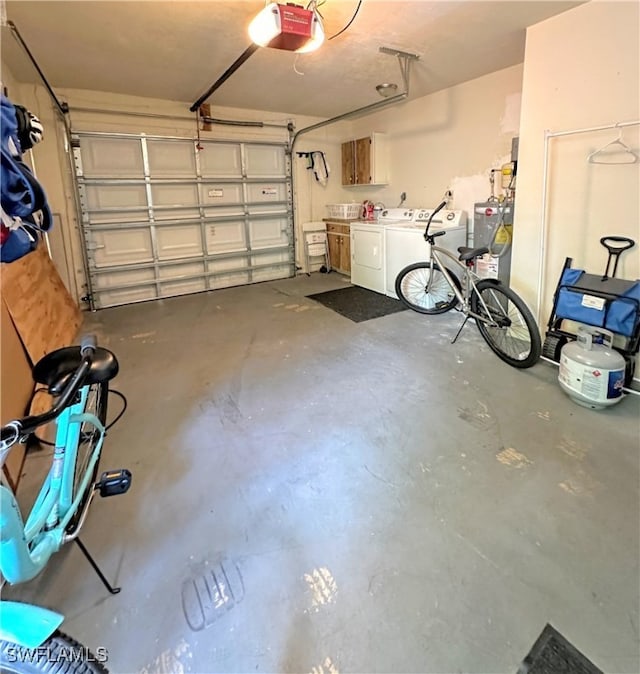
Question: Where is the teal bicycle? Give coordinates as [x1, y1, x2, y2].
[0, 336, 131, 673]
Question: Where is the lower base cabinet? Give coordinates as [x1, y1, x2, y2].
[326, 222, 351, 275]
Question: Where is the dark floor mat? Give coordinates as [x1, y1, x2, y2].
[307, 285, 407, 322]
[517, 624, 604, 674]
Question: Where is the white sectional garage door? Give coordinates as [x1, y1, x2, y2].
[72, 132, 293, 309]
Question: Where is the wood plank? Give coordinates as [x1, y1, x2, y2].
[0, 299, 32, 490]
[355, 137, 371, 185]
[0, 244, 82, 365]
[199, 103, 212, 131]
[341, 140, 355, 185]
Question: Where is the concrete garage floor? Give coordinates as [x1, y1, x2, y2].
[6, 272, 640, 674]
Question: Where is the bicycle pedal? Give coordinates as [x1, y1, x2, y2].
[96, 469, 132, 497]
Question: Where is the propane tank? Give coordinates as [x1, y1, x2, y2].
[558, 327, 626, 409]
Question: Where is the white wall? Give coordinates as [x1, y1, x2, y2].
[346, 65, 524, 219]
[2, 60, 19, 92]
[513, 0, 640, 324]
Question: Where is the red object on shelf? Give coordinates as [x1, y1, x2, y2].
[363, 200, 375, 220]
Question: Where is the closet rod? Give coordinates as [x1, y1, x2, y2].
[547, 119, 640, 139]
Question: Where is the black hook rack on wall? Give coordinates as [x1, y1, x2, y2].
[296, 151, 329, 184]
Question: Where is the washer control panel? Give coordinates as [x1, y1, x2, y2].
[413, 209, 467, 227]
[379, 208, 414, 222]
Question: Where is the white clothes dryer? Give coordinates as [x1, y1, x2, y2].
[350, 209, 415, 294]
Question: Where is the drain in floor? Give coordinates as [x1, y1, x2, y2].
[181, 559, 244, 631]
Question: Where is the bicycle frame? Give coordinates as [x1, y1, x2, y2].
[0, 383, 105, 586]
[428, 243, 502, 326]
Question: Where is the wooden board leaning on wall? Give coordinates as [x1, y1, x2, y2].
[0, 244, 82, 363]
[1, 244, 82, 487]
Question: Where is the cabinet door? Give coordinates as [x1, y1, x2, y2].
[341, 232, 351, 273]
[354, 137, 372, 185]
[326, 223, 350, 273]
[327, 231, 341, 270]
[341, 141, 355, 185]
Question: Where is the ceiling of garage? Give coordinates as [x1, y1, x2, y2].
[2, 1, 584, 119]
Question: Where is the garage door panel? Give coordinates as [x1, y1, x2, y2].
[199, 143, 242, 177]
[249, 218, 288, 249]
[154, 210, 200, 223]
[94, 268, 155, 289]
[245, 145, 285, 177]
[161, 278, 207, 296]
[210, 271, 250, 290]
[81, 137, 143, 177]
[91, 228, 153, 267]
[156, 225, 203, 260]
[86, 185, 147, 212]
[252, 250, 290, 265]
[251, 265, 290, 283]
[206, 221, 246, 254]
[152, 184, 199, 221]
[94, 268, 157, 307]
[247, 204, 288, 218]
[158, 261, 205, 280]
[151, 184, 198, 208]
[98, 286, 157, 308]
[209, 257, 248, 272]
[147, 140, 196, 176]
[200, 183, 243, 207]
[89, 212, 150, 226]
[247, 183, 287, 205]
[159, 260, 207, 295]
[203, 208, 245, 222]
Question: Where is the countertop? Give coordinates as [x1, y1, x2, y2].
[323, 218, 376, 225]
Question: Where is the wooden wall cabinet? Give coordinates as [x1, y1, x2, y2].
[326, 222, 351, 275]
[341, 133, 388, 186]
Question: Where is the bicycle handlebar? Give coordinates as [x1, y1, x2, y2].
[80, 334, 97, 355]
[0, 337, 97, 448]
[1, 422, 20, 445]
[424, 200, 448, 239]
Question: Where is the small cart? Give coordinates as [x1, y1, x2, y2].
[542, 236, 640, 386]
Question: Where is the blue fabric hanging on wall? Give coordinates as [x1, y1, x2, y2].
[1, 93, 51, 262]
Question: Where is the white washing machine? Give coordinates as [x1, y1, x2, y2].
[385, 209, 468, 298]
[350, 209, 415, 294]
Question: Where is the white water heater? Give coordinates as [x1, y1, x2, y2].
[558, 327, 626, 409]
[472, 201, 514, 285]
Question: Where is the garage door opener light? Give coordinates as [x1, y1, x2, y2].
[249, 2, 325, 53]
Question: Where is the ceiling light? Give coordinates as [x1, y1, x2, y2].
[248, 3, 325, 53]
[376, 83, 398, 98]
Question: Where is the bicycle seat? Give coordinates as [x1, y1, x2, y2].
[458, 246, 489, 261]
[33, 346, 119, 396]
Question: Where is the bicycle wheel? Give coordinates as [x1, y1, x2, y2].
[66, 381, 109, 535]
[395, 262, 461, 314]
[471, 279, 541, 368]
[0, 632, 108, 673]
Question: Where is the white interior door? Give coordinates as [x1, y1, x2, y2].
[73, 132, 293, 309]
